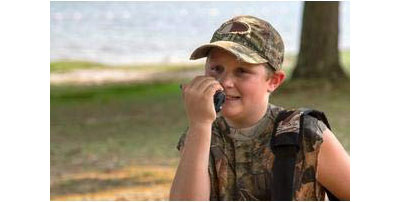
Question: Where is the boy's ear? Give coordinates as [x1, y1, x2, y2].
[267, 70, 286, 93]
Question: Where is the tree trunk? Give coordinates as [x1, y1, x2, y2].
[292, 1, 346, 80]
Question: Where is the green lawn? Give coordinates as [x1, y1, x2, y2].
[50, 50, 350, 199]
[51, 80, 349, 174]
[51, 82, 187, 175]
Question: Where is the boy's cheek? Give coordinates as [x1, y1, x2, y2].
[205, 71, 217, 78]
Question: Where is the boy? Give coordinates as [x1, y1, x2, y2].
[170, 15, 349, 200]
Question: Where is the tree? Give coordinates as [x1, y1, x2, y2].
[292, 1, 346, 80]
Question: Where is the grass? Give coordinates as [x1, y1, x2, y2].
[50, 60, 204, 73]
[51, 82, 187, 170]
[51, 165, 175, 200]
[341, 49, 350, 74]
[50, 61, 106, 73]
[50, 50, 350, 200]
[50, 81, 349, 199]
[51, 81, 189, 199]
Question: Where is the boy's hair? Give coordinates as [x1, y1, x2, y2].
[264, 63, 276, 80]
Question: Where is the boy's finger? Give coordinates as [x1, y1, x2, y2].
[192, 76, 215, 90]
[205, 82, 224, 97]
[188, 76, 204, 89]
[190, 76, 208, 90]
[198, 79, 221, 94]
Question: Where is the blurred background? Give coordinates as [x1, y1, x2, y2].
[50, 1, 349, 200]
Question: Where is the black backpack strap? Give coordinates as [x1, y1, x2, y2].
[271, 108, 340, 201]
[270, 109, 302, 201]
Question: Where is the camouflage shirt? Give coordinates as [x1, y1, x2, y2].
[176, 104, 328, 200]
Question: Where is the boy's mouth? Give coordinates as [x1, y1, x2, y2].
[226, 95, 241, 101]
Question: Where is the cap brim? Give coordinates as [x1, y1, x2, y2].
[190, 41, 268, 64]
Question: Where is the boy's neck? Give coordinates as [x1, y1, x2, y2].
[225, 101, 269, 129]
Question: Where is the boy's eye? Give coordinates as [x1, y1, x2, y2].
[236, 68, 248, 74]
[210, 65, 223, 73]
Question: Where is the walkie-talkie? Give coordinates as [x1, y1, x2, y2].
[213, 90, 225, 113]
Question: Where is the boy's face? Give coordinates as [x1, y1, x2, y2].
[205, 48, 271, 125]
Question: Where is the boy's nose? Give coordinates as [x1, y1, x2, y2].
[218, 73, 234, 89]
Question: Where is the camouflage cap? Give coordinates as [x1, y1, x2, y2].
[190, 15, 285, 70]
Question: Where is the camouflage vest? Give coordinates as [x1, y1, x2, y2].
[177, 104, 327, 200]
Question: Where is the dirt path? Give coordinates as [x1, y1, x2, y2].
[51, 165, 176, 201]
[50, 68, 203, 85]
[50, 56, 295, 85]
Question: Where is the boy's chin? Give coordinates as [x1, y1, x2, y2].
[221, 107, 241, 119]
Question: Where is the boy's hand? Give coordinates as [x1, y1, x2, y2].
[181, 76, 223, 127]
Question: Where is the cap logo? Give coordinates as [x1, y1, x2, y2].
[218, 21, 250, 35]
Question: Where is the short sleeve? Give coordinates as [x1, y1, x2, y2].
[176, 127, 189, 151]
[316, 118, 328, 134]
[296, 115, 329, 200]
[302, 115, 327, 152]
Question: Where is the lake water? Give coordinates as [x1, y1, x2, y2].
[50, 1, 350, 65]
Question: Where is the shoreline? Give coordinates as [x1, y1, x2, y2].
[50, 50, 350, 85]
[50, 67, 204, 85]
